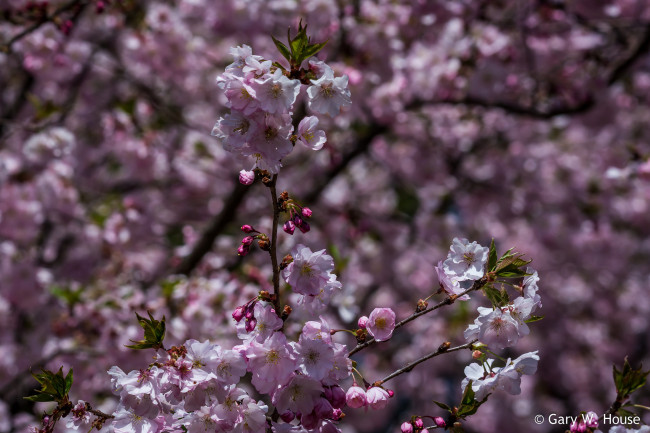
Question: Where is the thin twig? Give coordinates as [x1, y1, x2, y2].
[379, 341, 477, 385]
[348, 277, 488, 356]
[269, 174, 281, 312]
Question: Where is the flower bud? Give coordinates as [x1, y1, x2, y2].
[241, 224, 254, 233]
[414, 418, 424, 429]
[239, 169, 255, 185]
[358, 316, 369, 329]
[314, 398, 333, 418]
[584, 411, 598, 428]
[332, 408, 343, 421]
[433, 417, 446, 428]
[301, 412, 319, 430]
[366, 387, 389, 410]
[345, 385, 367, 408]
[258, 239, 270, 251]
[329, 385, 347, 409]
[297, 220, 311, 233]
[280, 411, 295, 423]
[237, 244, 249, 256]
[283, 220, 295, 235]
[232, 306, 245, 322]
[245, 318, 256, 332]
[401, 422, 413, 433]
[387, 389, 394, 398]
[241, 236, 254, 246]
[472, 350, 483, 359]
[302, 207, 312, 218]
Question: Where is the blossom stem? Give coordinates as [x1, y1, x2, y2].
[348, 277, 488, 356]
[378, 341, 477, 385]
[269, 174, 281, 312]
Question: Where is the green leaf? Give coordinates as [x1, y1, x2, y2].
[24, 367, 72, 403]
[456, 381, 489, 418]
[126, 311, 166, 350]
[301, 40, 328, 60]
[487, 238, 497, 271]
[433, 400, 452, 412]
[613, 358, 650, 399]
[525, 315, 544, 323]
[271, 36, 291, 63]
[65, 368, 74, 395]
[483, 284, 509, 308]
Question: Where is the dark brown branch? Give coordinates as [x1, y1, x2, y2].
[378, 341, 476, 385]
[1, 0, 87, 53]
[173, 181, 249, 276]
[348, 277, 488, 356]
[268, 174, 281, 312]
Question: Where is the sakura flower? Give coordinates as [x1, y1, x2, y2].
[297, 116, 327, 150]
[434, 260, 469, 300]
[236, 399, 268, 433]
[476, 307, 520, 350]
[443, 238, 489, 281]
[272, 375, 323, 415]
[461, 359, 500, 400]
[212, 110, 258, 151]
[239, 169, 255, 185]
[111, 404, 159, 433]
[224, 75, 260, 115]
[282, 244, 334, 296]
[253, 69, 301, 114]
[366, 387, 390, 410]
[294, 337, 335, 380]
[367, 307, 396, 342]
[225, 45, 254, 74]
[307, 70, 352, 116]
[245, 332, 297, 394]
[497, 351, 540, 395]
[523, 267, 542, 311]
[345, 384, 367, 408]
[65, 400, 90, 430]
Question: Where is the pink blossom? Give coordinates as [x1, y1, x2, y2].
[367, 308, 396, 342]
[345, 385, 367, 408]
[282, 244, 334, 296]
[365, 387, 390, 410]
[297, 116, 327, 150]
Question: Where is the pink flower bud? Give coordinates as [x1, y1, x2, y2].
[401, 422, 413, 433]
[584, 411, 598, 428]
[302, 207, 312, 218]
[232, 306, 245, 322]
[329, 385, 347, 409]
[345, 385, 367, 408]
[414, 418, 424, 429]
[332, 408, 343, 421]
[297, 220, 311, 233]
[387, 389, 394, 398]
[421, 429, 429, 433]
[434, 417, 446, 428]
[241, 236, 254, 246]
[237, 244, 249, 256]
[241, 225, 254, 233]
[280, 411, 295, 423]
[245, 318, 256, 332]
[366, 387, 390, 410]
[239, 169, 255, 185]
[358, 316, 369, 329]
[314, 398, 333, 418]
[283, 220, 295, 235]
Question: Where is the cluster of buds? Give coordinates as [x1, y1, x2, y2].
[401, 416, 446, 433]
[232, 299, 258, 332]
[279, 191, 312, 234]
[569, 412, 598, 433]
[345, 382, 394, 410]
[237, 225, 270, 256]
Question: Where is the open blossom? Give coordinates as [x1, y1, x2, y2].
[345, 384, 367, 408]
[252, 69, 301, 114]
[273, 375, 323, 415]
[443, 238, 489, 281]
[434, 260, 470, 300]
[245, 331, 296, 394]
[65, 400, 90, 430]
[365, 387, 390, 410]
[523, 267, 542, 311]
[282, 244, 335, 296]
[461, 359, 500, 400]
[294, 337, 335, 380]
[237, 302, 283, 342]
[307, 70, 352, 116]
[367, 308, 396, 342]
[297, 116, 327, 150]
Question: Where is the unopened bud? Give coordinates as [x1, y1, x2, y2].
[280, 411, 295, 423]
[281, 305, 292, 320]
[414, 418, 424, 429]
[472, 350, 483, 360]
[332, 408, 344, 421]
[237, 244, 250, 256]
[232, 306, 245, 322]
[283, 220, 295, 235]
[357, 316, 369, 329]
[241, 236, 254, 246]
[433, 417, 446, 428]
[302, 207, 312, 218]
[401, 422, 413, 433]
[258, 239, 270, 251]
[416, 299, 428, 312]
[280, 254, 293, 270]
[245, 318, 256, 332]
[239, 169, 255, 185]
[438, 341, 451, 352]
[241, 224, 254, 233]
[387, 389, 394, 398]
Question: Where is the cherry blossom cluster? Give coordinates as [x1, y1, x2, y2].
[211, 44, 350, 174]
[102, 316, 350, 433]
